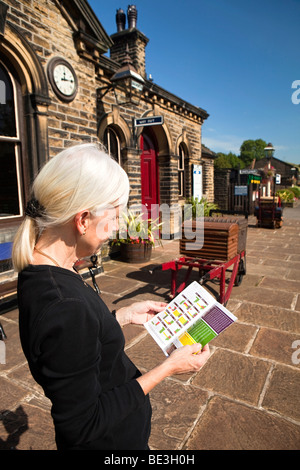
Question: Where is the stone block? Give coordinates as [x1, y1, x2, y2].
[210, 321, 257, 353]
[149, 380, 208, 450]
[184, 396, 300, 450]
[260, 277, 300, 293]
[235, 302, 300, 334]
[126, 333, 169, 372]
[0, 402, 56, 450]
[232, 286, 295, 309]
[262, 365, 300, 421]
[0, 377, 30, 412]
[250, 327, 300, 367]
[192, 349, 271, 406]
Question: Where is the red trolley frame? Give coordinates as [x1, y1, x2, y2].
[160, 251, 246, 306]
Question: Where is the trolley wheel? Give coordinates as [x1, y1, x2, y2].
[234, 259, 245, 286]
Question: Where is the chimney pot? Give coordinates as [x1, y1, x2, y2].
[127, 5, 137, 29]
[116, 8, 126, 32]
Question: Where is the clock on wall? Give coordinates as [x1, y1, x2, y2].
[47, 57, 78, 102]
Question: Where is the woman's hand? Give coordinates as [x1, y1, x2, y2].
[136, 343, 210, 395]
[165, 343, 210, 375]
[115, 300, 167, 327]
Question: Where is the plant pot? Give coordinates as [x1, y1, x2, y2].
[120, 243, 152, 263]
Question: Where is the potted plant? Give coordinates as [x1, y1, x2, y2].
[112, 209, 162, 263]
[183, 196, 219, 219]
[275, 188, 295, 208]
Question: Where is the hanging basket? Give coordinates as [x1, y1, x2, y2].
[120, 243, 152, 263]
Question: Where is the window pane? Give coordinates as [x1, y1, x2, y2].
[108, 131, 119, 162]
[0, 142, 21, 216]
[0, 64, 17, 137]
[178, 144, 185, 170]
[103, 128, 120, 164]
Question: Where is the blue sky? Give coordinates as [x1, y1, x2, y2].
[88, 0, 300, 165]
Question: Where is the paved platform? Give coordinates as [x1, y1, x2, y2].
[0, 206, 299, 450]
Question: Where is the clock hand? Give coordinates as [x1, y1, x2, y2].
[61, 70, 74, 82]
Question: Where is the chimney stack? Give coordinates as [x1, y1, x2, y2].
[110, 6, 149, 79]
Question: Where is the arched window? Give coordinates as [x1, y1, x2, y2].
[0, 61, 23, 218]
[103, 127, 121, 165]
[178, 143, 187, 197]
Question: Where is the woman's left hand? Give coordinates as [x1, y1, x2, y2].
[116, 301, 167, 326]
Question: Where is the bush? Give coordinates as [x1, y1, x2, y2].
[288, 186, 300, 198]
[184, 197, 219, 219]
[275, 189, 295, 202]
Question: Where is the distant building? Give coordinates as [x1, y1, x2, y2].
[252, 156, 299, 187]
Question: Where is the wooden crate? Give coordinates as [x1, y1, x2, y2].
[203, 217, 248, 254]
[180, 220, 239, 261]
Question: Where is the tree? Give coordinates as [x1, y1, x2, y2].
[214, 152, 245, 169]
[239, 139, 267, 167]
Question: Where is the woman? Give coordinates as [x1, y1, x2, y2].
[13, 143, 210, 450]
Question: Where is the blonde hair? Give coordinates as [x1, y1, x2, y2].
[12, 142, 130, 272]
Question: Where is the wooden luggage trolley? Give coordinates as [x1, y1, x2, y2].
[255, 195, 283, 229]
[159, 212, 248, 306]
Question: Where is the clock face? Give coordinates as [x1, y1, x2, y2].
[47, 58, 78, 102]
[53, 64, 76, 96]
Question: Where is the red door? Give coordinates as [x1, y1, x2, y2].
[140, 131, 159, 221]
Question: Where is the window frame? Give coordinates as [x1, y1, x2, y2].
[178, 142, 186, 198]
[104, 126, 121, 166]
[0, 61, 24, 221]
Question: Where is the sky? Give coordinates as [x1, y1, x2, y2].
[88, 0, 300, 165]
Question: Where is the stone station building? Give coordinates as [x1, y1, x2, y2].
[0, 0, 214, 308]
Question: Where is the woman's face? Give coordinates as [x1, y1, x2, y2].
[79, 206, 120, 257]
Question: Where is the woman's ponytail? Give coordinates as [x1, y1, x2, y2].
[12, 216, 39, 272]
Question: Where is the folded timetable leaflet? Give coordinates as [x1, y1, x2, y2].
[144, 281, 237, 356]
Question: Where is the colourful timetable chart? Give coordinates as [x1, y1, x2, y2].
[144, 281, 237, 356]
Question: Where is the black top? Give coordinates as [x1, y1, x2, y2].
[18, 265, 151, 450]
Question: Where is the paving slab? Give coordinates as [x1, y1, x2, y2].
[250, 327, 300, 367]
[235, 302, 300, 333]
[183, 396, 300, 450]
[262, 365, 300, 421]
[191, 349, 271, 406]
[259, 277, 300, 293]
[209, 321, 258, 353]
[148, 380, 209, 450]
[231, 285, 295, 309]
[0, 402, 56, 450]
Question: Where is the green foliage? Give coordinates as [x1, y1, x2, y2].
[239, 139, 267, 167]
[214, 152, 245, 169]
[184, 197, 219, 219]
[275, 189, 295, 202]
[287, 186, 300, 198]
[113, 209, 162, 246]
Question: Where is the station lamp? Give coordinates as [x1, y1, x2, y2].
[110, 47, 145, 106]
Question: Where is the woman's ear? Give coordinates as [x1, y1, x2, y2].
[74, 210, 90, 236]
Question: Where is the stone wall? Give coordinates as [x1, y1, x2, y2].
[214, 168, 231, 210]
[5, 0, 99, 158]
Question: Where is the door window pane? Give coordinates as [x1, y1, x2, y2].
[0, 142, 21, 216]
[178, 143, 186, 197]
[0, 65, 17, 137]
[103, 127, 121, 165]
